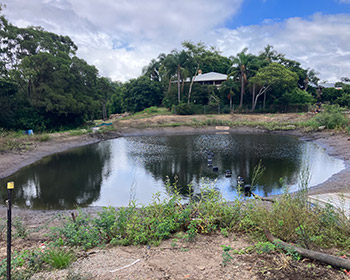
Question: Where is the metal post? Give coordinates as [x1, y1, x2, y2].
[7, 181, 14, 280]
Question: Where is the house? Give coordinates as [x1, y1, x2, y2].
[190, 70, 227, 87]
[174, 70, 228, 87]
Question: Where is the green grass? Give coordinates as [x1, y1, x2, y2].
[42, 248, 75, 269]
[121, 106, 171, 120]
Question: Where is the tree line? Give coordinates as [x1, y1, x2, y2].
[0, 6, 117, 130]
[1, 5, 349, 131]
[117, 41, 350, 115]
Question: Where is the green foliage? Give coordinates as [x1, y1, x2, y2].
[42, 247, 75, 269]
[255, 241, 276, 254]
[251, 160, 265, 187]
[49, 186, 241, 248]
[321, 88, 342, 103]
[13, 217, 28, 239]
[314, 104, 349, 129]
[50, 210, 103, 250]
[277, 88, 315, 105]
[335, 92, 350, 107]
[0, 218, 5, 240]
[123, 76, 164, 113]
[0, 14, 118, 131]
[175, 103, 193, 115]
[221, 245, 233, 266]
[0, 249, 44, 280]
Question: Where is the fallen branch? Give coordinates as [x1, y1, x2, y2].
[251, 192, 275, 203]
[109, 259, 141, 273]
[264, 229, 350, 270]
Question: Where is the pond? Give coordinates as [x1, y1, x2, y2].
[0, 133, 345, 209]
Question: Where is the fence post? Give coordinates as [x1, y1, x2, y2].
[7, 181, 14, 280]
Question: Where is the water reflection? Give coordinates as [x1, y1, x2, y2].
[0, 143, 112, 209]
[127, 134, 304, 197]
[0, 133, 344, 209]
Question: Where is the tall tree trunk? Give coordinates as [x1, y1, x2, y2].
[188, 65, 199, 104]
[239, 75, 244, 108]
[168, 78, 171, 93]
[251, 83, 256, 111]
[304, 77, 309, 91]
[102, 102, 107, 121]
[177, 66, 181, 104]
[229, 91, 233, 111]
[181, 78, 185, 95]
[263, 91, 267, 109]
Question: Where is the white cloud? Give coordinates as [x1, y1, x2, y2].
[2, 1, 350, 82]
[2, 0, 242, 81]
[208, 13, 350, 82]
[339, 0, 350, 3]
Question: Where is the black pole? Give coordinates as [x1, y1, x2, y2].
[7, 182, 13, 280]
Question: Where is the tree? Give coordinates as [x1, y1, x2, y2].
[228, 48, 252, 108]
[0, 78, 18, 128]
[123, 76, 163, 113]
[250, 63, 298, 111]
[97, 77, 115, 120]
[142, 58, 162, 82]
[182, 41, 231, 104]
[219, 78, 238, 110]
[259, 44, 283, 63]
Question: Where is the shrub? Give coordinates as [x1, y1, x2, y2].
[50, 210, 102, 250]
[42, 247, 75, 269]
[314, 104, 349, 129]
[175, 103, 193, 115]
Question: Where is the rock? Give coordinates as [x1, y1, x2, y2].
[318, 126, 326, 130]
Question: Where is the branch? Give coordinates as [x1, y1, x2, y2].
[264, 229, 350, 270]
[251, 192, 275, 203]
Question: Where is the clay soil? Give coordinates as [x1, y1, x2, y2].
[0, 113, 350, 279]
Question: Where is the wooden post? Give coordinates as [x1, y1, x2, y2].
[7, 181, 14, 280]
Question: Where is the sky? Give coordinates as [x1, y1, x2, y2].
[2, 0, 350, 82]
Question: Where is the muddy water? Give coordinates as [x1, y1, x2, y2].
[0, 133, 344, 209]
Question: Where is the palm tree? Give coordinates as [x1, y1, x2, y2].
[258, 44, 283, 63]
[219, 78, 239, 111]
[162, 50, 189, 104]
[142, 58, 161, 81]
[228, 48, 252, 108]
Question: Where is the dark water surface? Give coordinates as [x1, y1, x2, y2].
[0, 133, 344, 209]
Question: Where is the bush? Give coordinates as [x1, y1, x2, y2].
[174, 103, 193, 115]
[314, 104, 349, 129]
[50, 210, 103, 250]
[277, 88, 315, 105]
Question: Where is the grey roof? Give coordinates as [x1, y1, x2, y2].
[193, 72, 227, 82]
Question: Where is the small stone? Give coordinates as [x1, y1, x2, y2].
[199, 266, 206, 271]
[318, 126, 326, 130]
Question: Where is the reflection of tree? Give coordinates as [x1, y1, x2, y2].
[127, 134, 304, 197]
[0, 142, 112, 209]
